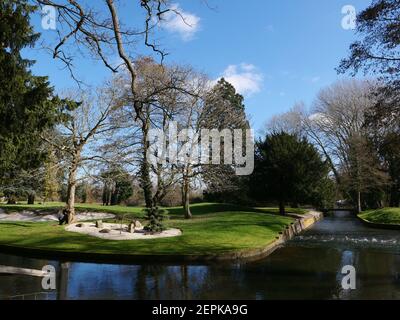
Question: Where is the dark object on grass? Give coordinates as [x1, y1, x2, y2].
[58, 209, 69, 225]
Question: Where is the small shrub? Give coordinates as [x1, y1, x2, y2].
[143, 207, 168, 233]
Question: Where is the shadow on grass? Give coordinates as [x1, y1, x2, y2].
[166, 203, 253, 218]
[0, 222, 34, 228]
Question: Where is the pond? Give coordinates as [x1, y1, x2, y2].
[1, 211, 400, 300]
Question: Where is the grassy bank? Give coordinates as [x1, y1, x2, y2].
[358, 208, 400, 226]
[0, 203, 300, 257]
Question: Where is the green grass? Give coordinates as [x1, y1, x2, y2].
[0, 203, 296, 257]
[255, 207, 307, 215]
[0, 202, 307, 219]
[359, 208, 400, 226]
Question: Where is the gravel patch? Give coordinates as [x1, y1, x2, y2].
[65, 222, 182, 241]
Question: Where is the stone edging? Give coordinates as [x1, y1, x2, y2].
[0, 211, 323, 264]
[356, 215, 400, 230]
[223, 210, 324, 262]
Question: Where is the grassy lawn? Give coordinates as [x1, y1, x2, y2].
[359, 208, 400, 226]
[0, 203, 297, 257]
[0, 202, 307, 219]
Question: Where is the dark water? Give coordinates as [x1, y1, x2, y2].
[1, 211, 400, 300]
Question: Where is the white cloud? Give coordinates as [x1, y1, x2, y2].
[159, 3, 200, 41]
[215, 63, 264, 96]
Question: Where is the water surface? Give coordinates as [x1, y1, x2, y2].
[1, 211, 399, 300]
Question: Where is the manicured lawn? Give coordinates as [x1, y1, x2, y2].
[0, 202, 307, 219]
[0, 203, 296, 257]
[359, 208, 400, 226]
[255, 207, 307, 215]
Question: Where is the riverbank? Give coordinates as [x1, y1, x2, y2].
[3, 209, 399, 300]
[358, 208, 400, 229]
[0, 203, 320, 263]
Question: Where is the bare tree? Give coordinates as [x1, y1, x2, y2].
[41, 84, 119, 223]
[263, 102, 307, 137]
[341, 134, 389, 212]
[33, 0, 191, 115]
[102, 57, 203, 210]
[103, 60, 251, 219]
[265, 79, 389, 209]
[33, 1, 206, 214]
[175, 78, 251, 218]
[304, 80, 377, 186]
[34, 1, 176, 75]
[343, 133, 389, 213]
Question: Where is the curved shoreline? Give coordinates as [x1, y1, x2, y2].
[357, 215, 400, 230]
[0, 211, 323, 264]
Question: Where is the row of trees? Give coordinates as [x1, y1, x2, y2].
[0, 1, 250, 226]
[339, 0, 400, 210]
[264, 80, 387, 212]
[2, 0, 398, 225]
[210, 0, 400, 214]
[260, 0, 400, 212]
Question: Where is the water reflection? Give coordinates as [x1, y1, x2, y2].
[0, 211, 400, 300]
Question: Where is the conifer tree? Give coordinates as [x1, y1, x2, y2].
[0, 0, 60, 196]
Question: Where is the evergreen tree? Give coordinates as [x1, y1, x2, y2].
[42, 148, 60, 203]
[0, 0, 61, 193]
[101, 166, 133, 206]
[201, 78, 251, 206]
[250, 132, 330, 215]
[143, 207, 168, 233]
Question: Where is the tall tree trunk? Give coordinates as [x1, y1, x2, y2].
[279, 200, 285, 216]
[111, 182, 117, 205]
[141, 112, 153, 208]
[357, 191, 362, 213]
[152, 163, 165, 207]
[27, 193, 35, 205]
[141, 158, 153, 208]
[66, 155, 79, 224]
[389, 183, 400, 207]
[102, 186, 107, 206]
[106, 184, 112, 206]
[183, 174, 192, 219]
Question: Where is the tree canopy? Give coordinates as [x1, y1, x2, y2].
[250, 132, 331, 215]
[0, 0, 61, 200]
[338, 0, 400, 87]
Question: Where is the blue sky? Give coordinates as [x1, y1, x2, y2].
[27, 0, 371, 134]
